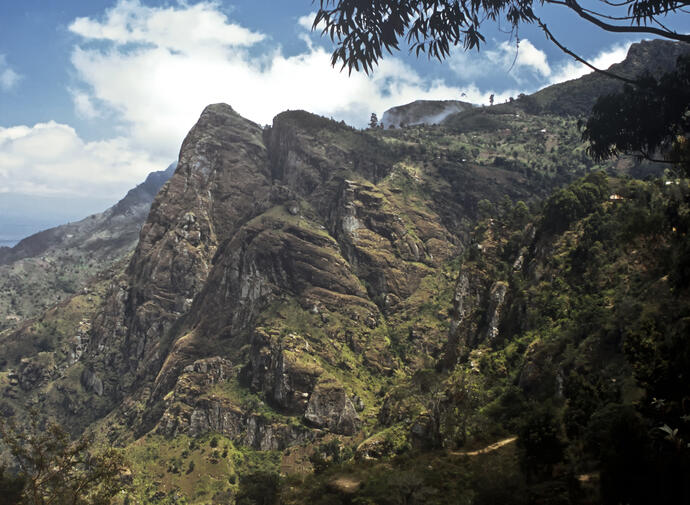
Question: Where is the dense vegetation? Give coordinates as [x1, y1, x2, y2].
[258, 173, 690, 505]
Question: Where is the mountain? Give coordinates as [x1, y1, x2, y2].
[381, 99, 474, 128]
[0, 163, 175, 331]
[1, 40, 688, 505]
[515, 39, 689, 116]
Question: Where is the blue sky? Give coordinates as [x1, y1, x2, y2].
[0, 0, 680, 237]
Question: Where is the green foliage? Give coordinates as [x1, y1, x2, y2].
[0, 415, 125, 505]
[309, 439, 354, 473]
[540, 172, 608, 233]
[583, 55, 690, 174]
[517, 404, 566, 482]
[236, 470, 282, 505]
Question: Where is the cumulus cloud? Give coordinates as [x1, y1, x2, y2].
[298, 12, 316, 31]
[548, 42, 633, 84]
[0, 55, 21, 91]
[0, 121, 167, 197]
[488, 39, 552, 79]
[67, 0, 473, 159]
[69, 0, 265, 52]
[450, 39, 550, 85]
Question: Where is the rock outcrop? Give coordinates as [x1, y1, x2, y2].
[382, 100, 474, 128]
[304, 378, 360, 435]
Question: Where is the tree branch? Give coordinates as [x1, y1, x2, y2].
[536, 20, 639, 84]
[546, 0, 690, 42]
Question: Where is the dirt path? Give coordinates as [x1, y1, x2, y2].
[449, 436, 518, 456]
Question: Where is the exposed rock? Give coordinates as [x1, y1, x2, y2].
[382, 100, 474, 128]
[304, 378, 360, 435]
[157, 357, 316, 450]
[485, 281, 508, 342]
[247, 328, 323, 413]
[81, 367, 104, 396]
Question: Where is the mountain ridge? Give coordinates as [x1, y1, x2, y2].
[1, 38, 688, 505]
[0, 163, 175, 332]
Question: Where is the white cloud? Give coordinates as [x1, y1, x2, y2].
[297, 11, 327, 32]
[0, 121, 167, 197]
[298, 12, 316, 31]
[0, 55, 21, 91]
[450, 38, 635, 96]
[70, 89, 101, 119]
[489, 39, 552, 79]
[69, 0, 264, 53]
[67, 0, 474, 160]
[548, 42, 632, 84]
[450, 38, 550, 89]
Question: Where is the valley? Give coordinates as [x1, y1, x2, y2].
[1, 39, 689, 505]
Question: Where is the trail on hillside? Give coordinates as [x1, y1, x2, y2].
[449, 436, 517, 456]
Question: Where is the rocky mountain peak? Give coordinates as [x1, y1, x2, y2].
[620, 39, 690, 76]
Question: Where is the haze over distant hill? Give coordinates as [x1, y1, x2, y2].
[0, 195, 118, 248]
[0, 163, 175, 331]
[381, 99, 474, 128]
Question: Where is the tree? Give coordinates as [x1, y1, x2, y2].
[0, 465, 25, 505]
[314, 0, 689, 75]
[517, 404, 566, 482]
[369, 112, 379, 128]
[582, 54, 690, 174]
[489, 94, 495, 106]
[0, 416, 126, 505]
[236, 470, 282, 505]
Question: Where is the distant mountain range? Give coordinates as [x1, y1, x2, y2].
[0, 163, 175, 331]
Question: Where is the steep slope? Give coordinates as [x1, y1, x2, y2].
[529, 39, 690, 116]
[3, 41, 689, 504]
[0, 164, 175, 332]
[347, 173, 690, 505]
[440, 39, 690, 128]
[0, 103, 586, 440]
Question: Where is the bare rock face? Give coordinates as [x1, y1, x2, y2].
[124, 104, 270, 358]
[247, 328, 323, 414]
[328, 178, 456, 313]
[5, 101, 551, 446]
[304, 378, 360, 435]
[382, 100, 474, 129]
[77, 107, 466, 439]
[87, 105, 271, 390]
[485, 281, 508, 342]
[156, 356, 316, 450]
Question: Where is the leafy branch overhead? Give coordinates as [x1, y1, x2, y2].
[314, 0, 689, 74]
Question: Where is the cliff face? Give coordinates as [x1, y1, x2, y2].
[1, 39, 688, 504]
[1, 96, 572, 442]
[8, 39, 681, 437]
